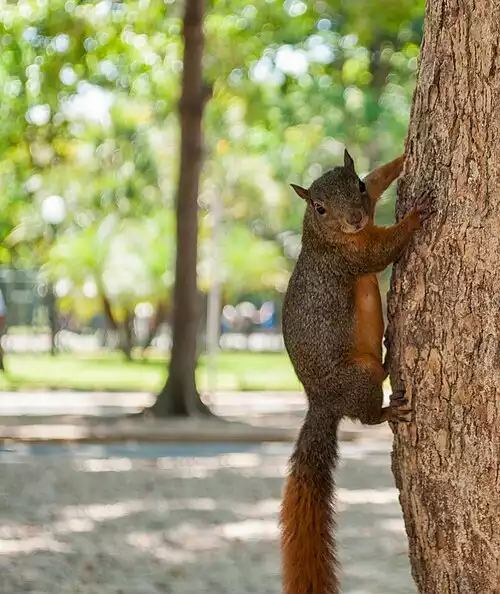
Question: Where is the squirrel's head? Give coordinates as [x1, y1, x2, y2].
[291, 149, 371, 235]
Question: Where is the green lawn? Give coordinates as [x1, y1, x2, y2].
[0, 351, 303, 392]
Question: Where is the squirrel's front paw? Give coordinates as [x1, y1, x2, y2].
[415, 190, 436, 222]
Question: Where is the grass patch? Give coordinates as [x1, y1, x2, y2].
[0, 350, 302, 393]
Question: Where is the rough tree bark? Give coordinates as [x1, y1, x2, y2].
[151, 0, 211, 416]
[386, 0, 500, 592]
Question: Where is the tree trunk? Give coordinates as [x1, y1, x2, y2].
[101, 294, 133, 361]
[386, 1, 500, 592]
[151, 0, 211, 417]
[47, 281, 58, 356]
[0, 318, 5, 372]
[120, 309, 133, 362]
[141, 302, 168, 354]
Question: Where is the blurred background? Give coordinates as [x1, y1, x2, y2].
[0, 1, 423, 593]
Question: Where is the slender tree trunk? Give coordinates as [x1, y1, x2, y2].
[386, 1, 500, 592]
[101, 293, 117, 349]
[101, 294, 132, 360]
[47, 281, 57, 356]
[151, 0, 211, 417]
[101, 293, 118, 340]
[141, 302, 168, 354]
[0, 318, 5, 371]
[120, 310, 133, 362]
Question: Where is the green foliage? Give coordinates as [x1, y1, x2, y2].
[199, 222, 289, 298]
[0, 350, 302, 392]
[44, 211, 175, 316]
[0, 0, 425, 316]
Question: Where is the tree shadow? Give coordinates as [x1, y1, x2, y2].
[1, 441, 416, 594]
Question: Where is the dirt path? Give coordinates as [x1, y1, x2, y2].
[1, 440, 415, 594]
[0, 390, 393, 444]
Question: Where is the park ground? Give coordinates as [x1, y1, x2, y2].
[1, 439, 416, 594]
[1, 355, 413, 594]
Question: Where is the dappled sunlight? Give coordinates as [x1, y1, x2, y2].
[167, 521, 236, 549]
[0, 487, 281, 564]
[70, 446, 390, 486]
[77, 457, 134, 472]
[4, 423, 90, 441]
[59, 499, 147, 522]
[379, 518, 406, 534]
[161, 497, 218, 512]
[154, 451, 287, 479]
[338, 488, 398, 505]
[340, 439, 392, 460]
[127, 517, 278, 566]
[0, 499, 148, 557]
[0, 534, 69, 555]
[232, 498, 281, 518]
[52, 517, 95, 534]
[1, 441, 414, 593]
[127, 530, 197, 564]
[212, 452, 262, 468]
[221, 519, 278, 541]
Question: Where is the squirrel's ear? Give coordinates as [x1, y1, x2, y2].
[344, 149, 355, 172]
[290, 183, 310, 201]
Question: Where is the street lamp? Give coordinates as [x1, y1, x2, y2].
[41, 194, 66, 226]
[41, 195, 66, 355]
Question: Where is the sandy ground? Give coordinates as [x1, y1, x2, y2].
[0, 390, 394, 444]
[0, 439, 416, 594]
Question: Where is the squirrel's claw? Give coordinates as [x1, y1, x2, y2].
[388, 390, 412, 423]
[390, 390, 407, 406]
[416, 190, 436, 222]
[391, 409, 412, 423]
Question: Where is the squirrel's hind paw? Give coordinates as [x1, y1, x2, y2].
[387, 390, 412, 423]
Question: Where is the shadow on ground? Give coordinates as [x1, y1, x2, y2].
[1, 441, 416, 594]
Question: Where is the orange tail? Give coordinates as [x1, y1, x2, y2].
[280, 412, 340, 594]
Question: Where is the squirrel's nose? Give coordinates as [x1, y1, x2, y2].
[347, 210, 364, 226]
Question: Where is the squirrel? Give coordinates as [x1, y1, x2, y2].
[279, 150, 434, 594]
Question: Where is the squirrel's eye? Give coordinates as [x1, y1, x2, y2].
[314, 203, 326, 215]
[359, 179, 366, 193]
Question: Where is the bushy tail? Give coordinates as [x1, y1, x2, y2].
[280, 409, 340, 594]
